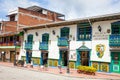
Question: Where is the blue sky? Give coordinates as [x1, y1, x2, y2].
[0, 0, 120, 20]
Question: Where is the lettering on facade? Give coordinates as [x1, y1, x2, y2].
[93, 32, 109, 40]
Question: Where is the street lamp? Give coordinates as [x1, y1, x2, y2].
[67, 39, 71, 73]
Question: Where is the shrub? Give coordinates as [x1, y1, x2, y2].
[77, 66, 97, 75]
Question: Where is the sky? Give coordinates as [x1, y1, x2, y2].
[0, 0, 120, 20]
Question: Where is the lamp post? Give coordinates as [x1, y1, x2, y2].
[67, 39, 71, 73]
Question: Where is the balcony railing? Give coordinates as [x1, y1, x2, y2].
[24, 42, 33, 50]
[58, 37, 68, 46]
[39, 42, 48, 50]
[0, 41, 20, 46]
[109, 34, 120, 47]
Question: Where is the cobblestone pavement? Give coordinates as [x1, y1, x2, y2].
[0, 62, 120, 80]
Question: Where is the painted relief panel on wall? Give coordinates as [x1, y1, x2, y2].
[96, 44, 105, 58]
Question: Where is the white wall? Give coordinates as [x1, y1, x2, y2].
[91, 19, 120, 62]
[20, 24, 92, 61]
[20, 19, 120, 62]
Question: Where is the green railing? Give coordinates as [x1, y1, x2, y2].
[109, 34, 120, 47]
[24, 42, 33, 50]
[39, 42, 48, 50]
[58, 37, 68, 46]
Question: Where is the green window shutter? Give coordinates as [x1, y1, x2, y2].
[27, 34, 33, 43]
[61, 27, 70, 37]
[42, 33, 49, 43]
[111, 21, 120, 34]
[77, 22, 92, 40]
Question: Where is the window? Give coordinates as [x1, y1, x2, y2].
[42, 33, 49, 43]
[77, 23, 91, 40]
[27, 34, 33, 43]
[112, 25, 120, 34]
[10, 15, 15, 21]
[60, 27, 70, 37]
[111, 21, 120, 34]
[10, 36, 13, 42]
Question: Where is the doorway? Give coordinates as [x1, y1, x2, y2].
[1, 52, 6, 62]
[42, 52, 48, 65]
[10, 51, 15, 62]
[111, 52, 120, 73]
[80, 51, 89, 66]
[59, 50, 68, 66]
[26, 51, 32, 63]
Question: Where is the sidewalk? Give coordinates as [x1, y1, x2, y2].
[0, 62, 120, 79]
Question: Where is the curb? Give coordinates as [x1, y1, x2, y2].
[0, 64, 120, 80]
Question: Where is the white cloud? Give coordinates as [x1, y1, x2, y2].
[46, 0, 120, 19]
[1, 0, 120, 20]
[0, 0, 40, 13]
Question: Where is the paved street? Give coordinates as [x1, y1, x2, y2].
[0, 65, 106, 80]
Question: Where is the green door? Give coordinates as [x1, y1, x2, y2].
[111, 52, 120, 73]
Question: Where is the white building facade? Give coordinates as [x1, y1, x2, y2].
[20, 13, 120, 73]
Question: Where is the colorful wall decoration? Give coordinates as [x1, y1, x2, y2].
[96, 44, 105, 58]
[100, 63, 109, 72]
[92, 62, 99, 71]
[69, 62, 75, 69]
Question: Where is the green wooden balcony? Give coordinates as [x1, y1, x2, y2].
[24, 42, 33, 50]
[58, 37, 68, 46]
[39, 42, 48, 50]
[109, 34, 120, 47]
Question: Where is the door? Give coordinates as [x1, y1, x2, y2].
[26, 51, 32, 63]
[59, 50, 68, 66]
[43, 52, 48, 65]
[80, 51, 89, 66]
[10, 51, 15, 62]
[1, 52, 6, 62]
[62, 51, 68, 66]
[111, 52, 120, 73]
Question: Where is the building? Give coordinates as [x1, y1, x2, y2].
[20, 12, 120, 73]
[0, 5, 65, 62]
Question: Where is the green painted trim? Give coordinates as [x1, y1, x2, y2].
[0, 46, 20, 49]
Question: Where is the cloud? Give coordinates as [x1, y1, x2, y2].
[1, 0, 120, 20]
[0, 0, 40, 13]
[46, 0, 120, 19]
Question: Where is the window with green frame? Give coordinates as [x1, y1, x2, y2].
[42, 33, 49, 43]
[27, 34, 33, 43]
[112, 25, 120, 34]
[111, 21, 120, 34]
[60, 27, 70, 37]
[77, 23, 92, 40]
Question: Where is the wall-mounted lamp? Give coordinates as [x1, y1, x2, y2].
[35, 32, 38, 36]
[98, 25, 102, 32]
[52, 30, 55, 35]
[56, 35, 59, 38]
